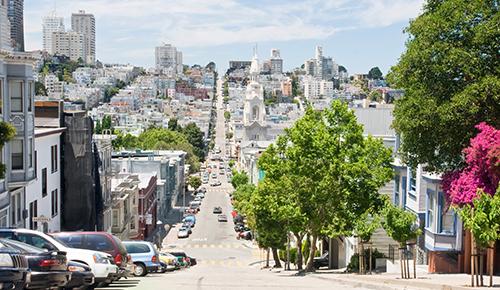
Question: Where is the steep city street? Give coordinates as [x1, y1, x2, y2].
[100, 79, 385, 290]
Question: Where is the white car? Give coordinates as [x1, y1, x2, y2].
[177, 229, 189, 239]
[0, 228, 119, 287]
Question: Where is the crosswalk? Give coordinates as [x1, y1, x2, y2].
[196, 259, 247, 267]
[205, 187, 233, 193]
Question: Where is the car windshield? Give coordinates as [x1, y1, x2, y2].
[124, 243, 150, 254]
[0, 238, 45, 254]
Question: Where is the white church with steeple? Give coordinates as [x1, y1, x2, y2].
[242, 50, 269, 142]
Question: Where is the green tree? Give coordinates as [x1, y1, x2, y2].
[0, 122, 16, 178]
[182, 122, 206, 160]
[94, 120, 102, 134]
[167, 118, 182, 132]
[224, 111, 231, 122]
[101, 116, 112, 132]
[381, 201, 422, 279]
[228, 160, 235, 168]
[258, 100, 393, 271]
[187, 176, 202, 191]
[369, 90, 383, 102]
[35, 81, 47, 96]
[387, 0, 500, 172]
[231, 171, 249, 189]
[112, 132, 139, 150]
[226, 132, 233, 140]
[457, 190, 500, 287]
[368, 67, 383, 79]
[139, 128, 199, 173]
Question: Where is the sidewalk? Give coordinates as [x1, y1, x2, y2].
[277, 270, 500, 290]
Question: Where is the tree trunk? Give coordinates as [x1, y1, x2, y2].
[369, 244, 373, 274]
[413, 244, 417, 279]
[272, 247, 282, 268]
[488, 245, 494, 287]
[305, 235, 318, 272]
[294, 233, 303, 271]
[265, 248, 270, 268]
[479, 249, 484, 287]
[400, 248, 404, 279]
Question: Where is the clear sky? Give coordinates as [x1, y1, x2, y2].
[24, 0, 424, 75]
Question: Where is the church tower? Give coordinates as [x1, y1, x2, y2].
[243, 49, 268, 142]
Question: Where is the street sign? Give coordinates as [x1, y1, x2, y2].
[32, 215, 51, 223]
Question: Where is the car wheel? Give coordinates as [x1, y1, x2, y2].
[134, 263, 147, 277]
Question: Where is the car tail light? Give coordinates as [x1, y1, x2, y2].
[114, 254, 122, 266]
[40, 259, 61, 267]
[151, 255, 158, 263]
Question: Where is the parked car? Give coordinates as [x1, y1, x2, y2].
[218, 215, 228, 222]
[177, 229, 189, 239]
[0, 240, 29, 290]
[180, 223, 193, 235]
[313, 252, 329, 269]
[237, 231, 253, 240]
[159, 252, 180, 271]
[122, 241, 161, 277]
[168, 251, 192, 267]
[51, 232, 129, 270]
[198, 187, 207, 194]
[213, 207, 222, 214]
[0, 238, 70, 289]
[0, 228, 119, 287]
[65, 261, 95, 289]
[183, 215, 196, 226]
[211, 181, 222, 187]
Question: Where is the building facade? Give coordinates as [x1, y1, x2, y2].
[71, 10, 95, 64]
[155, 44, 183, 75]
[42, 12, 65, 54]
[6, 0, 23, 51]
[0, 48, 36, 227]
[24, 127, 64, 232]
[52, 31, 86, 62]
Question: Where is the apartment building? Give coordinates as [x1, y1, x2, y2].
[52, 31, 86, 62]
[71, 10, 95, 64]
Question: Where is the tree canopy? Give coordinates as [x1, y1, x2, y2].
[182, 122, 206, 161]
[388, 0, 500, 172]
[368, 67, 383, 80]
[257, 100, 394, 270]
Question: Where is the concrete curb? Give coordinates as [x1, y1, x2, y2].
[307, 273, 473, 290]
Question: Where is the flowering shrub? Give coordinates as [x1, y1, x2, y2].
[443, 122, 500, 206]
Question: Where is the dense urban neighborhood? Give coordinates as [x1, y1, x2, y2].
[0, 0, 498, 289]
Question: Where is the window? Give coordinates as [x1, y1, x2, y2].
[51, 145, 58, 173]
[11, 139, 23, 170]
[438, 192, 455, 234]
[426, 189, 436, 230]
[28, 81, 33, 112]
[130, 218, 135, 230]
[55, 234, 83, 248]
[10, 191, 22, 225]
[17, 233, 56, 251]
[51, 189, 58, 217]
[394, 175, 400, 206]
[29, 200, 38, 230]
[124, 243, 150, 254]
[41, 168, 47, 197]
[0, 209, 7, 227]
[28, 138, 33, 168]
[402, 176, 407, 207]
[112, 209, 119, 227]
[85, 235, 113, 252]
[9, 81, 23, 113]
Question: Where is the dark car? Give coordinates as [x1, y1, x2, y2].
[51, 232, 129, 270]
[313, 251, 329, 269]
[0, 241, 30, 290]
[168, 251, 193, 267]
[0, 238, 70, 289]
[213, 207, 222, 214]
[64, 261, 95, 289]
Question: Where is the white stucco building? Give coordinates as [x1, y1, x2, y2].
[24, 127, 65, 232]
